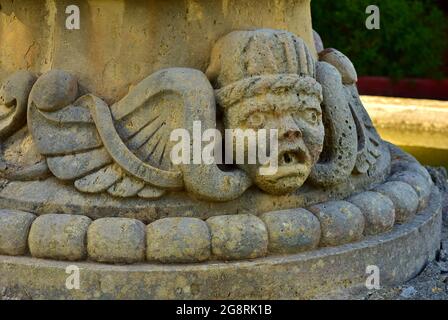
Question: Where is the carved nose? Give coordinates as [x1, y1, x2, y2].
[281, 116, 302, 140]
[283, 128, 302, 140]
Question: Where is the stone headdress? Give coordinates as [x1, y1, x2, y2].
[206, 29, 322, 108]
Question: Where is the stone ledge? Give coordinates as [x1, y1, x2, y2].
[0, 185, 441, 299]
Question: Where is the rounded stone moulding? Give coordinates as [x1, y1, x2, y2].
[0, 183, 442, 299]
[0, 0, 315, 104]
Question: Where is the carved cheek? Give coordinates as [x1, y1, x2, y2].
[301, 122, 324, 160]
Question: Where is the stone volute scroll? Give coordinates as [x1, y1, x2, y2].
[26, 68, 252, 201]
[0, 71, 37, 140]
[0, 70, 49, 181]
[313, 42, 382, 183]
[1, 28, 385, 202]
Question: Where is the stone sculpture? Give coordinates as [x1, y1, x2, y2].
[0, 25, 441, 299]
[0, 29, 381, 201]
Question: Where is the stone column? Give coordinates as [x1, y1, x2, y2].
[0, 0, 315, 103]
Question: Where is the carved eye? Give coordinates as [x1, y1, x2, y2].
[303, 109, 319, 125]
[246, 113, 265, 129]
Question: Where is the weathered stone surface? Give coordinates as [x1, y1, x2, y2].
[319, 48, 357, 85]
[308, 201, 365, 246]
[0, 71, 36, 139]
[75, 164, 122, 193]
[87, 218, 145, 264]
[388, 170, 432, 210]
[374, 181, 419, 223]
[0, 209, 35, 255]
[347, 191, 395, 235]
[347, 84, 382, 175]
[426, 166, 447, 193]
[0, 0, 441, 297]
[426, 166, 448, 225]
[29, 70, 78, 112]
[0, 140, 390, 222]
[391, 161, 432, 185]
[308, 61, 358, 186]
[206, 214, 268, 260]
[47, 147, 112, 181]
[29, 214, 91, 261]
[208, 29, 324, 195]
[146, 217, 210, 263]
[111, 67, 249, 201]
[136, 185, 166, 199]
[0, 186, 440, 299]
[313, 30, 324, 53]
[0, 127, 49, 181]
[108, 175, 145, 198]
[260, 209, 320, 253]
[5, 28, 386, 202]
[28, 93, 103, 156]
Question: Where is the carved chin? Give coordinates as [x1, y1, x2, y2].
[253, 162, 312, 195]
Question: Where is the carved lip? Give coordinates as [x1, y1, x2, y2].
[273, 162, 310, 179]
[261, 147, 311, 180]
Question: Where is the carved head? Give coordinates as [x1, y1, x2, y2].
[207, 29, 324, 194]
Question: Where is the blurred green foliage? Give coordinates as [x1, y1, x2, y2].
[311, 0, 447, 79]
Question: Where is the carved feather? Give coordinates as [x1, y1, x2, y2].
[27, 68, 250, 202]
[345, 85, 381, 174]
[26, 70, 190, 199]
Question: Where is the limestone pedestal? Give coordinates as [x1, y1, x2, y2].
[0, 0, 443, 299]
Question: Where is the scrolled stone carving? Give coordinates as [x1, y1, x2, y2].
[314, 38, 382, 179]
[0, 0, 442, 299]
[308, 60, 358, 186]
[1, 28, 385, 203]
[0, 71, 36, 139]
[207, 29, 382, 190]
[0, 71, 50, 181]
[26, 68, 251, 201]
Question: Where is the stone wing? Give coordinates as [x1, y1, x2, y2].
[27, 69, 201, 199]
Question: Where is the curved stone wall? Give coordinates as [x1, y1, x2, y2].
[0, 0, 315, 103]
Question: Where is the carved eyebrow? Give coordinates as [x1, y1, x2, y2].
[272, 101, 319, 113]
[234, 95, 321, 122]
[237, 103, 271, 120]
[301, 104, 322, 113]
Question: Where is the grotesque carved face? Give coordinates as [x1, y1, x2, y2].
[224, 90, 324, 194]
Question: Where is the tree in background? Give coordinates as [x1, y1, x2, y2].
[312, 0, 447, 79]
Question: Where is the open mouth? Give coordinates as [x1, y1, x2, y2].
[259, 146, 311, 182]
